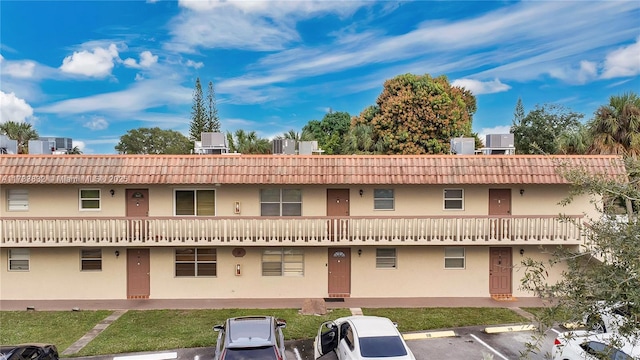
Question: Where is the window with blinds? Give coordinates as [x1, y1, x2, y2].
[376, 248, 397, 268]
[262, 248, 304, 276]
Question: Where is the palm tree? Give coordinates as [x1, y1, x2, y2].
[557, 124, 591, 155]
[587, 92, 640, 159]
[67, 146, 83, 154]
[226, 130, 271, 154]
[0, 121, 39, 154]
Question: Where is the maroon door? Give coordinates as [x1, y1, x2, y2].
[328, 248, 351, 297]
[126, 189, 149, 240]
[326, 189, 349, 240]
[489, 247, 512, 295]
[489, 189, 511, 239]
[127, 249, 150, 299]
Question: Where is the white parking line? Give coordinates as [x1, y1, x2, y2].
[551, 328, 562, 335]
[113, 352, 177, 360]
[293, 347, 303, 360]
[469, 334, 509, 360]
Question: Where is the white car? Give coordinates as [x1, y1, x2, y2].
[583, 301, 637, 334]
[314, 316, 416, 360]
[552, 330, 640, 360]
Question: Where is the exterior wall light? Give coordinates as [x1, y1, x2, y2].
[519, 189, 525, 196]
[359, 189, 364, 197]
[110, 189, 115, 197]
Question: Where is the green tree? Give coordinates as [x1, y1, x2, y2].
[521, 158, 640, 351]
[557, 124, 592, 155]
[226, 129, 271, 154]
[353, 73, 476, 154]
[0, 120, 39, 154]
[302, 111, 351, 154]
[514, 97, 525, 125]
[511, 104, 583, 154]
[115, 127, 192, 154]
[189, 78, 207, 142]
[206, 81, 221, 133]
[588, 92, 640, 159]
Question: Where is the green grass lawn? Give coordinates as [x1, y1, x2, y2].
[0, 311, 112, 352]
[1, 307, 529, 357]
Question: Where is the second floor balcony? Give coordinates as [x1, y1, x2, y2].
[0, 215, 585, 247]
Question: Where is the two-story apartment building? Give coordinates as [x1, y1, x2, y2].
[0, 154, 626, 301]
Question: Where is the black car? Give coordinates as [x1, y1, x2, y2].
[213, 316, 287, 360]
[0, 344, 59, 360]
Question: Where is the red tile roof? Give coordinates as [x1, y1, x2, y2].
[0, 154, 627, 185]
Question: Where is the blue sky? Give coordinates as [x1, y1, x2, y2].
[1, 0, 639, 154]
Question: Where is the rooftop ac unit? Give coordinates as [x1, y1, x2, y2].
[485, 134, 514, 148]
[272, 139, 296, 154]
[450, 137, 475, 155]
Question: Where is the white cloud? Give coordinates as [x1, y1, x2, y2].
[1, 59, 36, 78]
[601, 37, 640, 79]
[185, 59, 203, 69]
[83, 117, 109, 131]
[72, 140, 86, 152]
[0, 91, 34, 123]
[167, 1, 366, 52]
[451, 78, 511, 95]
[37, 78, 192, 115]
[59, 43, 120, 77]
[123, 51, 158, 69]
[548, 60, 598, 85]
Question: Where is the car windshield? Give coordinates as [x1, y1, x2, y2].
[223, 346, 278, 360]
[359, 336, 408, 357]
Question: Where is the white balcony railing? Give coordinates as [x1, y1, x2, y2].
[0, 216, 584, 247]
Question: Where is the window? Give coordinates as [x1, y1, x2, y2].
[444, 189, 464, 210]
[260, 189, 302, 216]
[7, 189, 28, 211]
[8, 249, 29, 271]
[376, 248, 397, 268]
[81, 249, 102, 271]
[175, 248, 217, 276]
[262, 248, 304, 276]
[175, 190, 215, 216]
[444, 247, 465, 269]
[80, 189, 101, 210]
[374, 189, 394, 210]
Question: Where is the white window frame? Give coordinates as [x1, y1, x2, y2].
[79, 188, 101, 211]
[8, 249, 30, 271]
[175, 248, 217, 277]
[373, 189, 394, 210]
[443, 189, 464, 210]
[80, 249, 102, 271]
[260, 189, 302, 216]
[7, 189, 28, 211]
[262, 248, 304, 276]
[376, 248, 397, 269]
[444, 247, 465, 269]
[174, 189, 216, 216]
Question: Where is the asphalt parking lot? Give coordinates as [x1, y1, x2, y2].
[77, 324, 563, 360]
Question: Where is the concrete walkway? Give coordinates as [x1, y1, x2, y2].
[62, 310, 128, 356]
[0, 296, 545, 311]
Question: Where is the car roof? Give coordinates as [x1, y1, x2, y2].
[225, 316, 276, 348]
[564, 331, 640, 355]
[342, 316, 401, 338]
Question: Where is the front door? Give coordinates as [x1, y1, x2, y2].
[328, 248, 350, 297]
[126, 189, 149, 240]
[127, 248, 150, 299]
[326, 189, 350, 240]
[489, 247, 512, 295]
[489, 189, 511, 240]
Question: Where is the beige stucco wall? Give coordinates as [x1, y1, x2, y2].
[0, 247, 127, 300]
[0, 245, 571, 300]
[1, 184, 599, 219]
